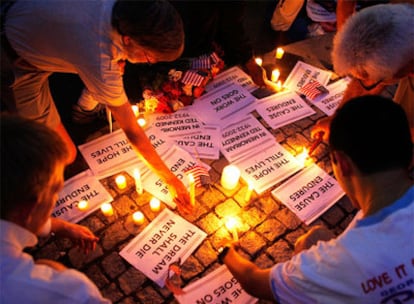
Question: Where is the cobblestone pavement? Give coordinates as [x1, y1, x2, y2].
[29, 35, 359, 304]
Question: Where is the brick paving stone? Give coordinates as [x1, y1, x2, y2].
[68, 244, 104, 269]
[256, 218, 287, 242]
[240, 231, 267, 256]
[102, 252, 127, 279]
[101, 282, 124, 303]
[181, 255, 205, 281]
[118, 268, 147, 295]
[274, 208, 302, 230]
[85, 264, 110, 289]
[196, 212, 222, 235]
[194, 240, 219, 267]
[101, 221, 131, 250]
[321, 205, 345, 227]
[266, 239, 293, 263]
[135, 286, 166, 304]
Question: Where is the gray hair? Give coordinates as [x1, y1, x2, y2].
[332, 4, 414, 81]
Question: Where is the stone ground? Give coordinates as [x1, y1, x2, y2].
[28, 3, 367, 303]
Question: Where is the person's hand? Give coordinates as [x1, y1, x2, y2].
[51, 218, 99, 254]
[311, 117, 332, 141]
[243, 58, 278, 92]
[168, 177, 193, 214]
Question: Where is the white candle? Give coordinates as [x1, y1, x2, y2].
[254, 57, 263, 66]
[101, 203, 114, 217]
[271, 69, 280, 83]
[149, 197, 161, 212]
[78, 200, 89, 211]
[115, 175, 127, 190]
[275, 47, 285, 59]
[221, 165, 241, 190]
[225, 217, 239, 241]
[132, 211, 145, 225]
[131, 105, 139, 117]
[244, 182, 254, 202]
[188, 173, 196, 206]
[133, 168, 143, 195]
[137, 117, 146, 127]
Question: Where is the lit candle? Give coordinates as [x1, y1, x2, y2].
[244, 182, 254, 202]
[101, 203, 114, 217]
[254, 57, 263, 66]
[132, 211, 145, 225]
[115, 174, 127, 190]
[221, 165, 241, 190]
[133, 168, 143, 195]
[225, 217, 239, 241]
[150, 197, 161, 212]
[271, 69, 280, 83]
[188, 173, 196, 206]
[275, 80, 283, 92]
[131, 104, 139, 117]
[275, 47, 285, 59]
[137, 117, 146, 127]
[78, 200, 89, 211]
[296, 148, 309, 167]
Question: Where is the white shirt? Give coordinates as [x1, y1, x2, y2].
[5, 0, 128, 108]
[0, 220, 110, 304]
[270, 186, 414, 303]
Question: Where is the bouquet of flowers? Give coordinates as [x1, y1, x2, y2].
[142, 52, 225, 114]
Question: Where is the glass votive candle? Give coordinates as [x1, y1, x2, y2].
[275, 47, 285, 59]
[221, 165, 241, 190]
[78, 200, 89, 211]
[149, 197, 161, 212]
[101, 203, 114, 217]
[115, 175, 127, 190]
[132, 211, 145, 225]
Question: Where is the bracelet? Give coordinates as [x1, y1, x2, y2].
[217, 246, 230, 265]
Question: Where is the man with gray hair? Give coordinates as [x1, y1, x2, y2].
[312, 3, 414, 141]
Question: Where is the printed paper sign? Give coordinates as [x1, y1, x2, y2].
[234, 144, 303, 194]
[255, 91, 316, 129]
[283, 61, 331, 92]
[271, 164, 345, 225]
[52, 170, 113, 223]
[221, 114, 275, 162]
[126, 145, 198, 208]
[119, 208, 207, 287]
[149, 110, 203, 138]
[176, 125, 221, 160]
[205, 66, 257, 93]
[311, 78, 351, 116]
[175, 265, 257, 304]
[189, 83, 256, 125]
[78, 128, 174, 178]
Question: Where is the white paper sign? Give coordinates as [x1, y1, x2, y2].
[189, 84, 256, 125]
[271, 164, 345, 225]
[78, 128, 174, 178]
[205, 66, 257, 93]
[119, 208, 207, 287]
[311, 78, 351, 116]
[283, 61, 331, 92]
[126, 145, 198, 208]
[176, 125, 221, 160]
[255, 91, 316, 129]
[235, 144, 303, 194]
[150, 110, 203, 138]
[52, 170, 113, 223]
[221, 114, 275, 162]
[175, 265, 258, 304]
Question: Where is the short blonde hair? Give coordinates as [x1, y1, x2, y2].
[332, 4, 414, 81]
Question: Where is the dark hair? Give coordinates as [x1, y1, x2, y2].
[0, 115, 69, 218]
[112, 0, 184, 55]
[329, 95, 413, 174]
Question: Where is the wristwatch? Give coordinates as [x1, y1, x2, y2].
[217, 246, 230, 265]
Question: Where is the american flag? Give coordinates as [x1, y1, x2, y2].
[181, 70, 205, 86]
[299, 79, 329, 100]
[191, 54, 211, 69]
[210, 52, 221, 64]
[184, 164, 211, 188]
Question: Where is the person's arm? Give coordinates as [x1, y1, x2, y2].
[311, 78, 387, 140]
[51, 218, 99, 254]
[221, 243, 275, 301]
[108, 103, 192, 213]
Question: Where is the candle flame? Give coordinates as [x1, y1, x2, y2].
[255, 57, 263, 66]
[225, 216, 239, 231]
[297, 148, 309, 167]
[137, 118, 146, 127]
